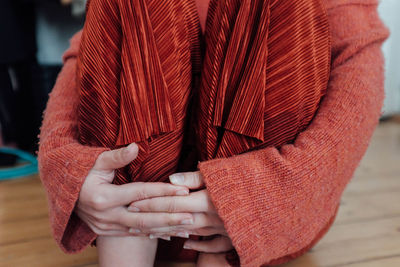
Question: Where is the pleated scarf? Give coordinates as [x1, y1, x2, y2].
[77, 0, 330, 185]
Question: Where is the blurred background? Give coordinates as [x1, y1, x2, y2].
[380, 0, 400, 116]
[0, 0, 85, 156]
[0, 0, 399, 266]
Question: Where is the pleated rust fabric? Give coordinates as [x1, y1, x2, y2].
[197, 0, 331, 160]
[77, 0, 330, 185]
[77, 0, 201, 184]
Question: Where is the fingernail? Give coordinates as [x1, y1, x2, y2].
[183, 242, 192, 249]
[169, 173, 185, 185]
[125, 143, 138, 156]
[160, 236, 171, 241]
[127, 143, 137, 151]
[180, 218, 193, 225]
[175, 189, 189, 196]
[127, 206, 140, 212]
[177, 232, 189, 238]
[129, 228, 141, 233]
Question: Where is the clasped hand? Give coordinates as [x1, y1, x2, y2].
[75, 143, 233, 253]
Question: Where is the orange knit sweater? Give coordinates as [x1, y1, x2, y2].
[38, 0, 389, 266]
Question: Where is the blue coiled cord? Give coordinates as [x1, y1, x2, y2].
[0, 147, 38, 180]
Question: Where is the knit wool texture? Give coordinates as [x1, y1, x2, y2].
[38, 0, 389, 266]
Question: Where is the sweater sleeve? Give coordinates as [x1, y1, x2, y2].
[38, 30, 109, 253]
[198, 1, 390, 266]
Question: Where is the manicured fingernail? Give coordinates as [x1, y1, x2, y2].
[169, 173, 185, 185]
[180, 218, 193, 225]
[183, 242, 192, 249]
[124, 143, 137, 156]
[127, 143, 138, 151]
[175, 189, 189, 196]
[129, 228, 141, 233]
[127, 206, 140, 212]
[177, 232, 189, 238]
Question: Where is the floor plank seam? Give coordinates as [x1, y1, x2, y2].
[334, 213, 400, 226]
[0, 234, 53, 247]
[0, 214, 50, 224]
[328, 253, 400, 267]
[70, 262, 99, 267]
[314, 231, 400, 251]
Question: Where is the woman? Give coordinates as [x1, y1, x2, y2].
[38, 0, 389, 266]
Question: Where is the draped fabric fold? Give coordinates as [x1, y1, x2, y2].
[117, 0, 176, 145]
[79, 0, 176, 148]
[212, 0, 270, 142]
[195, 0, 270, 160]
[197, 0, 331, 160]
[77, 0, 198, 184]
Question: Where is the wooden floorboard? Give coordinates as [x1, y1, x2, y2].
[0, 122, 399, 267]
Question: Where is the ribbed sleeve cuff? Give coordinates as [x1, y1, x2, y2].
[39, 143, 109, 253]
[198, 148, 340, 267]
[198, 155, 270, 266]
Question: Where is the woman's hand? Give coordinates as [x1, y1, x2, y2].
[75, 143, 195, 237]
[128, 171, 234, 253]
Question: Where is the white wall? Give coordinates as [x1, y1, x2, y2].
[378, 0, 400, 115]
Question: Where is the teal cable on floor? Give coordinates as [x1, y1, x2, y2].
[0, 147, 38, 180]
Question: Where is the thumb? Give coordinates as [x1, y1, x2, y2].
[93, 143, 139, 171]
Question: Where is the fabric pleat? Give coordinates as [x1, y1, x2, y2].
[196, 0, 331, 160]
[77, 0, 199, 184]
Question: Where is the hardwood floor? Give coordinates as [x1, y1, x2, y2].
[1, 121, 399, 267]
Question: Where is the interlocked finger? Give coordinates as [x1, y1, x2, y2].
[98, 182, 189, 210]
[169, 171, 205, 189]
[85, 220, 132, 236]
[129, 190, 212, 213]
[142, 212, 225, 235]
[93, 221, 129, 232]
[183, 235, 234, 253]
[121, 212, 194, 230]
